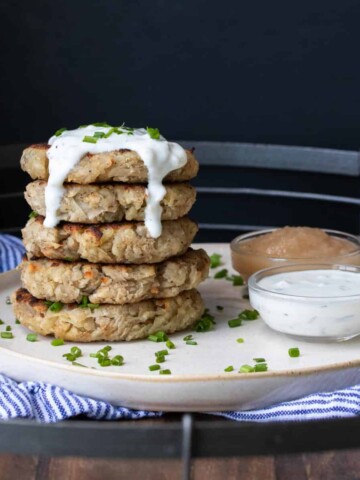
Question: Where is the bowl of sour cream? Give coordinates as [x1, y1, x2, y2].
[248, 263, 360, 342]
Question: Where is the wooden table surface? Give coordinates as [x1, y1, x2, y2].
[1, 451, 360, 480]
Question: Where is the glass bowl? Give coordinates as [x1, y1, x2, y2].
[230, 228, 360, 281]
[248, 263, 360, 342]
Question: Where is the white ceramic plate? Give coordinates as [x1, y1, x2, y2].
[2, 243, 360, 411]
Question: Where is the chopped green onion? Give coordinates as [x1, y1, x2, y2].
[103, 346, 112, 352]
[236, 338, 244, 343]
[254, 363, 268, 372]
[93, 131, 105, 139]
[216, 305, 224, 311]
[242, 294, 250, 300]
[104, 127, 117, 138]
[92, 122, 111, 127]
[15, 319, 20, 325]
[183, 334, 193, 341]
[155, 350, 169, 357]
[148, 334, 160, 342]
[51, 338, 65, 346]
[159, 369, 171, 375]
[54, 127, 67, 137]
[26, 333, 38, 342]
[156, 355, 166, 363]
[98, 358, 111, 367]
[224, 365, 234, 372]
[79, 296, 99, 310]
[83, 136, 98, 144]
[239, 364, 254, 373]
[228, 318, 242, 328]
[239, 309, 259, 321]
[194, 312, 216, 332]
[45, 301, 64, 313]
[253, 358, 266, 363]
[229, 275, 244, 286]
[5, 296, 11, 305]
[149, 364, 161, 371]
[5, 326, 11, 332]
[63, 346, 81, 362]
[63, 353, 77, 362]
[63, 257, 73, 262]
[111, 355, 124, 366]
[214, 269, 228, 279]
[70, 346, 82, 357]
[28, 211, 38, 219]
[210, 253, 222, 269]
[166, 340, 176, 349]
[0, 320, 3, 325]
[186, 340, 198, 346]
[1, 332, 13, 339]
[146, 127, 161, 140]
[148, 331, 168, 342]
[288, 347, 300, 358]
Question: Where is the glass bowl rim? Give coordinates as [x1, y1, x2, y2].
[248, 262, 360, 300]
[230, 228, 360, 261]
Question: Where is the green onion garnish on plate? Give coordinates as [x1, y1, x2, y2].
[239, 309, 259, 320]
[149, 364, 161, 371]
[228, 318, 242, 328]
[224, 365, 234, 372]
[26, 333, 38, 342]
[210, 253, 222, 268]
[1, 332, 13, 339]
[214, 269, 228, 279]
[239, 364, 254, 373]
[166, 340, 175, 349]
[111, 355, 124, 366]
[155, 350, 169, 357]
[159, 369, 171, 375]
[288, 347, 300, 358]
[51, 338, 65, 346]
[254, 363, 268, 372]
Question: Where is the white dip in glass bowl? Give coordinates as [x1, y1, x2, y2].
[248, 264, 360, 342]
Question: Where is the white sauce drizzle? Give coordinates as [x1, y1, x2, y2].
[45, 126, 187, 238]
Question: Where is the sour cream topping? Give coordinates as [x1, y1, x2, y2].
[45, 125, 187, 237]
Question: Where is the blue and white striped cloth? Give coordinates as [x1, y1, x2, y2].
[2, 234, 360, 423]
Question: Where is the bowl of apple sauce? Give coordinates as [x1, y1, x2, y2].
[231, 227, 360, 281]
[248, 263, 360, 342]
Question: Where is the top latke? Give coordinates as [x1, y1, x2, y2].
[21, 144, 198, 184]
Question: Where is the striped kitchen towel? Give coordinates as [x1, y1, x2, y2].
[2, 234, 360, 423]
[1, 373, 360, 422]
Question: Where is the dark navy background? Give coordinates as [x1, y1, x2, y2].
[1, 0, 360, 149]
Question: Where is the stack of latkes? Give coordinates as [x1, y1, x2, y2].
[12, 143, 209, 342]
